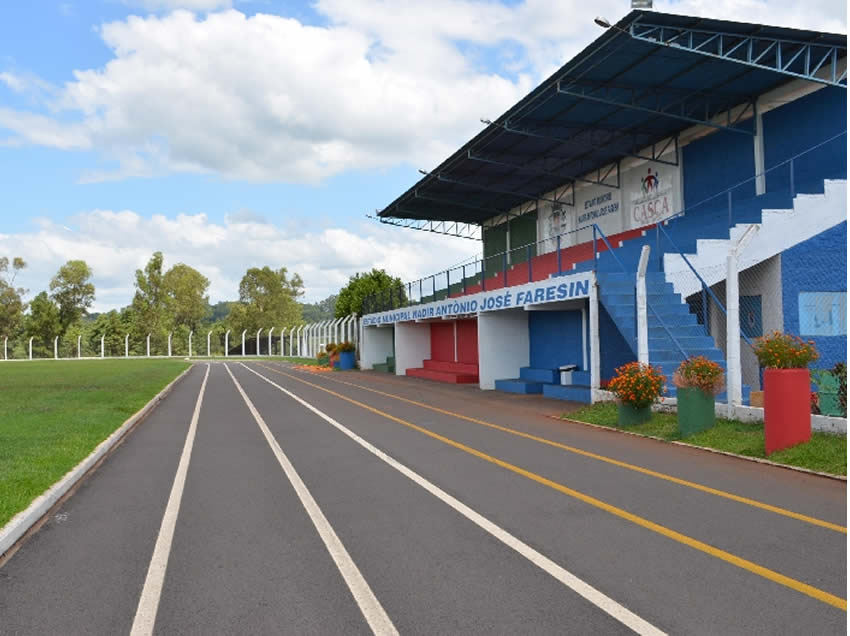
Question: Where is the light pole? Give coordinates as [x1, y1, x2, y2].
[241, 329, 247, 357]
[189, 330, 194, 357]
[268, 327, 275, 356]
[207, 330, 212, 357]
[225, 329, 231, 357]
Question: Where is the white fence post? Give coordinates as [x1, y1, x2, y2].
[28, 337, 33, 360]
[78, 335, 82, 359]
[54, 336, 59, 360]
[241, 330, 247, 357]
[207, 330, 212, 357]
[146, 333, 151, 357]
[189, 330, 193, 357]
[167, 332, 172, 357]
[268, 327, 275, 356]
[256, 328, 262, 356]
[125, 334, 129, 358]
[100, 335, 105, 359]
[3, 336, 6, 361]
[636, 245, 650, 365]
[726, 224, 759, 417]
[225, 329, 231, 357]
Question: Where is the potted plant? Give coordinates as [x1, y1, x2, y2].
[753, 331, 818, 454]
[337, 341, 356, 370]
[608, 362, 666, 427]
[673, 356, 724, 437]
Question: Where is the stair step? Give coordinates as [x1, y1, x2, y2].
[406, 368, 479, 384]
[519, 367, 560, 383]
[543, 384, 592, 403]
[423, 359, 479, 374]
[495, 379, 544, 394]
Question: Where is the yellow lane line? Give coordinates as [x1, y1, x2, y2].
[265, 363, 846, 535]
[255, 363, 847, 612]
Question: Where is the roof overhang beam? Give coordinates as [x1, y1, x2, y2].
[629, 21, 847, 88]
[492, 120, 679, 166]
[412, 190, 514, 219]
[368, 213, 481, 240]
[467, 150, 621, 189]
[556, 79, 755, 135]
[423, 171, 574, 206]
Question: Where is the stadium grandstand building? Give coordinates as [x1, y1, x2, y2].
[359, 10, 847, 404]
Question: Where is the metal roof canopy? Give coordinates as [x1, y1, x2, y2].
[375, 10, 846, 236]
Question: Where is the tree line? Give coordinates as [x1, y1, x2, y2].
[0, 252, 404, 357]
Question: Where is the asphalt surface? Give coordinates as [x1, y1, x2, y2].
[0, 361, 845, 635]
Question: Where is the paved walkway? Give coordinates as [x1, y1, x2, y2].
[0, 362, 845, 635]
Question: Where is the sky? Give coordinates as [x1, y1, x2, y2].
[0, 0, 846, 311]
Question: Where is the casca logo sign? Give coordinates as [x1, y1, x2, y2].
[632, 167, 672, 225]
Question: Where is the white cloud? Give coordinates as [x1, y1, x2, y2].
[1, 210, 480, 312]
[0, 2, 845, 184]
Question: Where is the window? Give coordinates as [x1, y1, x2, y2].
[798, 292, 847, 336]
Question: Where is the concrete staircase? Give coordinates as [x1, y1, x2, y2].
[495, 368, 591, 402]
[406, 359, 479, 384]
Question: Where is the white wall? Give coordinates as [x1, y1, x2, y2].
[395, 322, 431, 376]
[478, 309, 529, 390]
[361, 326, 394, 370]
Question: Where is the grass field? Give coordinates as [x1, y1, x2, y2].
[565, 402, 846, 476]
[0, 359, 190, 528]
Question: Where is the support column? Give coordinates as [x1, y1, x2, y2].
[726, 225, 759, 416]
[753, 100, 765, 196]
[589, 274, 601, 401]
[636, 245, 650, 365]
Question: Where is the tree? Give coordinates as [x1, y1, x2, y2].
[301, 294, 337, 323]
[163, 263, 210, 330]
[228, 266, 304, 336]
[25, 291, 60, 354]
[88, 310, 128, 357]
[50, 260, 96, 333]
[0, 256, 27, 338]
[131, 252, 171, 351]
[335, 269, 406, 317]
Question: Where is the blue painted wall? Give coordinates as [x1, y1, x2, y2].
[782, 221, 847, 371]
[683, 128, 756, 214]
[529, 310, 583, 370]
[599, 305, 635, 381]
[763, 87, 847, 194]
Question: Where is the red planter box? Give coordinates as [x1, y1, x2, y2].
[764, 368, 812, 454]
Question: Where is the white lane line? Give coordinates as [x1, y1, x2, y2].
[241, 362, 666, 636]
[130, 363, 211, 636]
[223, 364, 398, 636]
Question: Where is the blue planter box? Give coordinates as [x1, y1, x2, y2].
[339, 351, 356, 370]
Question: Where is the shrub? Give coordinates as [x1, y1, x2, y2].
[673, 356, 725, 395]
[608, 362, 666, 409]
[753, 331, 818, 369]
[325, 343, 337, 353]
[337, 341, 356, 353]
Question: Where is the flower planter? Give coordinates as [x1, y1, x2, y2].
[676, 387, 715, 438]
[338, 350, 356, 370]
[764, 368, 811, 454]
[617, 403, 651, 427]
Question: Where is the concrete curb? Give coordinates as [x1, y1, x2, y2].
[0, 364, 194, 559]
[555, 415, 846, 482]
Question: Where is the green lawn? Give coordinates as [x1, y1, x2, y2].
[565, 402, 846, 476]
[0, 359, 190, 527]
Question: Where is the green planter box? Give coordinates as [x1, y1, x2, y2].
[617, 403, 651, 427]
[677, 387, 716, 437]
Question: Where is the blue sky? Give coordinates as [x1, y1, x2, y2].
[0, 0, 845, 309]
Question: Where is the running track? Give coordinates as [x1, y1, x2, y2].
[0, 362, 845, 635]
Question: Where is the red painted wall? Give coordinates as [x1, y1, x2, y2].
[430, 322, 455, 361]
[456, 319, 478, 365]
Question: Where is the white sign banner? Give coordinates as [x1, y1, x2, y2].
[623, 160, 682, 229]
[361, 272, 593, 326]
